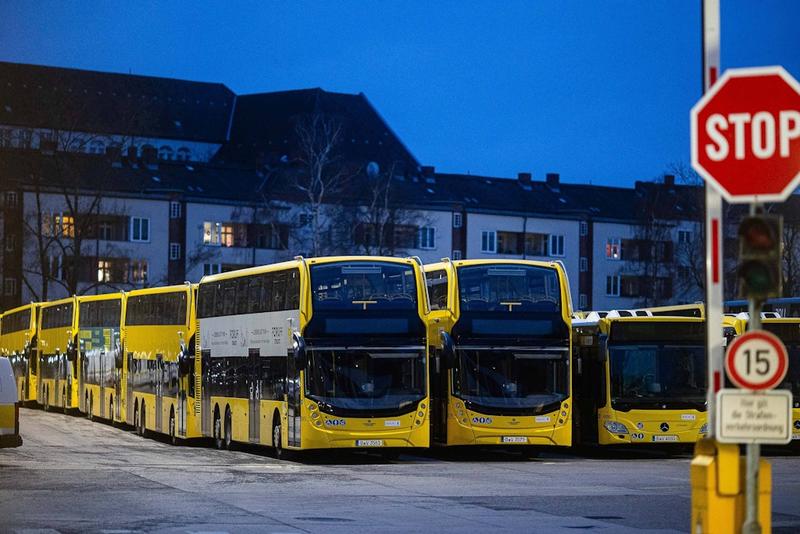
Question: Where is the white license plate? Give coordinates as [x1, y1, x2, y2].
[502, 436, 527, 444]
[653, 435, 679, 442]
[356, 439, 384, 447]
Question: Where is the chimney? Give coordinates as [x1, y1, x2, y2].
[517, 172, 532, 186]
[546, 172, 560, 189]
[141, 145, 158, 169]
[664, 174, 675, 188]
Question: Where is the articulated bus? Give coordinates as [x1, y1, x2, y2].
[423, 259, 572, 449]
[124, 284, 199, 443]
[196, 256, 430, 455]
[77, 293, 124, 421]
[0, 303, 39, 404]
[38, 297, 79, 411]
[573, 315, 707, 445]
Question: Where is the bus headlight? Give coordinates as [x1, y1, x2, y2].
[699, 423, 708, 434]
[603, 421, 629, 435]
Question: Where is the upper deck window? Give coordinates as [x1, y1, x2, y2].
[457, 264, 561, 313]
[310, 262, 417, 311]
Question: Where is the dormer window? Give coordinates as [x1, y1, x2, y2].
[158, 145, 174, 161]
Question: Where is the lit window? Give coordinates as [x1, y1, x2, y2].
[606, 275, 621, 297]
[97, 260, 111, 282]
[130, 217, 150, 242]
[221, 224, 234, 247]
[170, 201, 182, 219]
[453, 212, 463, 229]
[580, 257, 588, 272]
[549, 235, 565, 257]
[418, 227, 436, 249]
[129, 260, 148, 283]
[54, 214, 75, 238]
[452, 249, 462, 260]
[481, 231, 496, 253]
[169, 243, 181, 260]
[606, 238, 621, 260]
[203, 222, 221, 245]
[158, 146, 174, 160]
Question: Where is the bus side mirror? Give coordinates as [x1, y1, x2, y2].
[292, 332, 307, 369]
[178, 351, 193, 375]
[440, 331, 455, 369]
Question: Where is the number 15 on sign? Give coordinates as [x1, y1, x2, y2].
[725, 330, 789, 390]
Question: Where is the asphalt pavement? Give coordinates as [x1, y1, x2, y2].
[1, 408, 799, 533]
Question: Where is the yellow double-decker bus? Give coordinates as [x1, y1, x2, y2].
[573, 315, 707, 445]
[38, 297, 79, 411]
[124, 284, 199, 443]
[77, 293, 124, 421]
[0, 303, 40, 404]
[196, 256, 430, 456]
[423, 259, 572, 450]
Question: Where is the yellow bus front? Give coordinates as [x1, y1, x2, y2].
[757, 319, 800, 445]
[295, 257, 430, 451]
[37, 298, 79, 411]
[597, 317, 707, 445]
[425, 259, 572, 448]
[0, 304, 39, 404]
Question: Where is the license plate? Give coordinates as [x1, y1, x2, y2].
[502, 436, 527, 444]
[792, 434, 800, 440]
[653, 435, 679, 442]
[356, 439, 384, 447]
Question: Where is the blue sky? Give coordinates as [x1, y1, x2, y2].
[0, 1, 798, 186]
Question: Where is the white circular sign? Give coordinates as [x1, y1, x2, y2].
[725, 330, 789, 390]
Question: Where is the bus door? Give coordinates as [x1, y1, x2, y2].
[155, 354, 164, 433]
[286, 347, 301, 448]
[201, 349, 211, 436]
[430, 350, 448, 444]
[114, 337, 122, 420]
[99, 348, 107, 418]
[249, 348, 261, 443]
[126, 352, 134, 424]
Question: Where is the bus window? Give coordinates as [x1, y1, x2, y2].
[425, 269, 448, 311]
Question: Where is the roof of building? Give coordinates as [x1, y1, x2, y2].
[0, 61, 235, 142]
[214, 88, 419, 169]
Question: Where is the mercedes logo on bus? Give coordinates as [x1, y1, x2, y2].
[660, 423, 670, 433]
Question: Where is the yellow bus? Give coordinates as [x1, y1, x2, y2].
[38, 297, 79, 411]
[77, 293, 124, 421]
[124, 284, 199, 444]
[0, 303, 40, 404]
[573, 315, 707, 445]
[197, 256, 430, 456]
[423, 259, 572, 450]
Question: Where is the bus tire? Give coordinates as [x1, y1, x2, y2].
[133, 400, 139, 432]
[139, 402, 146, 437]
[272, 415, 285, 459]
[223, 407, 232, 450]
[109, 396, 114, 423]
[43, 387, 49, 412]
[62, 387, 66, 411]
[213, 407, 223, 450]
[169, 409, 178, 446]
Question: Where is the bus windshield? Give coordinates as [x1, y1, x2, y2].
[310, 262, 417, 311]
[457, 264, 561, 313]
[306, 348, 426, 415]
[609, 344, 706, 408]
[453, 349, 568, 413]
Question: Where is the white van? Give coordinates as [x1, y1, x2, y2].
[0, 357, 22, 447]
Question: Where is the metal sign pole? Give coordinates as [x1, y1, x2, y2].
[702, 0, 723, 438]
[743, 202, 764, 534]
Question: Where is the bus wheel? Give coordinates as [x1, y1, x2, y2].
[133, 401, 139, 432]
[43, 387, 49, 412]
[139, 402, 146, 437]
[223, 408, 233, 450]
[213, 409, 223, 450]
[169, 410, 178, 446]
[272, 418, 284, 459]
[109, 397, 114, 424]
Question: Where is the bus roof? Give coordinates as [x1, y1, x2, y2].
[76, 292, 125, 303]
[423, 258, 564, 272]
[39, 295, 76, 310]
[125, 283, 194, 298]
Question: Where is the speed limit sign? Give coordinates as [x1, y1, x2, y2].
[725, 330, 789, 390]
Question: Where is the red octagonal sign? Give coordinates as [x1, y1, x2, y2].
[691, 66, 800, 203]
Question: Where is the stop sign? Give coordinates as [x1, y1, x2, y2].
[691, 66, 800, 203]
